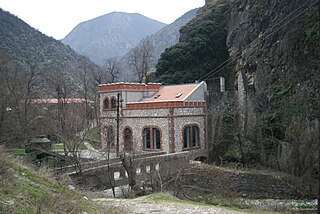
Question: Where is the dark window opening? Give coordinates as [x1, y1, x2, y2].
[143, 127, 161, 150]
[144, 128, 151, 149]
[105, 126, 114, 146]
[103, 97, 109, 109]
[183, 125, 200, 149]
[154, 128, 161, 149]
[111, 97, 117, 109]
[123, 127, 133, 151]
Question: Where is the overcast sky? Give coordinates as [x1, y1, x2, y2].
[0, 0, 205, 40]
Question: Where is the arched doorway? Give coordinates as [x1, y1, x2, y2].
[104, 125, 115, 147]
[123, 127, 133, 152]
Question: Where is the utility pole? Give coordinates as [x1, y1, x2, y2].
[116, 93, 121, 156]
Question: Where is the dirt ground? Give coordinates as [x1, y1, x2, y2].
[93, 196, 246, 214]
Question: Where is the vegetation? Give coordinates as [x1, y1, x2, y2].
[7, 149, 26, 157]
[0, 0, 319, 212]
[157, 0, 319, 202]
[0, 147, 121, 213]
[52, 142, 87, 153]
[0, 8, 102, 159]
[128, 38, 155, 83]
[86, 127, 100, 142]
[155, 0, 231, 84]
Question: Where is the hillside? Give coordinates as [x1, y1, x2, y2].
[136, 8, 199, 68]
[0, 149, 248, 214]
[0, 148, 119, 213]
[0, 8, 104, 147]
[156, 2, 231, 84]
[155, 0, 320, 192]
[0, 8, 100, 76]
[62, 12, 166, 65]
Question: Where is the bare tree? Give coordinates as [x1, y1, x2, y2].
[128, 38, 155, 83]
[42, 66, 75, 156]
[100, 125, 116, 197]
[44, 97, 92, 173]
[74, 61, 97, 122]
[120, 152, 138, 192]
[0, 53, 16, 144]
[0, 54, 43, 146]
[103, 57, 121, 83]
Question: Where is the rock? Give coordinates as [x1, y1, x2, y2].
[68, 184, 76, 190]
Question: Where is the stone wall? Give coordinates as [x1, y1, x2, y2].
[70, 151, 207, 190]
[98, 85, 207, 155]
[174, 108, 206, 152]
[119, 108, 170, 153]
[100, 106, 206, 154]
[180, 166, 306, 199]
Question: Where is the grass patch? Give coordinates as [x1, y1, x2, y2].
[0, 151, 119, 213]
[7, 148, 26, 156]
[149, 193, 183, 203]
[52, 143, 64, 152]
[296, 204, 315, 209]
[148, 193, 232, 207]
[52, 142, 87, 152]
[86, 126, 99, 142]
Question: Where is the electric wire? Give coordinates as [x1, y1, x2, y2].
[199, 0, 319, 81]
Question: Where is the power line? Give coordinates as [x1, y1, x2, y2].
[201, 0, 316, 81]
[200, 0, 318, 81]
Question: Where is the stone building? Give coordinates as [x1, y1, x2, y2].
[97, 81, 207, 156]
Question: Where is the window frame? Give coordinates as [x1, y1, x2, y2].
[142, 126, 162, 150]
[110, 96, 117, 109]
[183, 124, 200, 150]
[104, 125, 115, 147]
[123, 127, 133, 151]
[103, 96, 110, 110]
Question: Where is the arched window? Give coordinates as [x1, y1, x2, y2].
[123, 127, 133, 152]
[143, 127, 161, 150]
[183, 125, 200, 149]
[103, 97, 109, 109]
[104, 125, 114, 146]
[111, 96, 117, 109]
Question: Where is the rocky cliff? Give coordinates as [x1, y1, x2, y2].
[227, 0, 319, 169]
[157, 0, 319, 194]
[214, 0, 319, 194]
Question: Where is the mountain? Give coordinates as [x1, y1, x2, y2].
[119, 8, 199, 81]
[61, 12, 166, 65]
[0, 8, 100, 76]
[0, 8, 105, 145]
[143, 8, 199, 65]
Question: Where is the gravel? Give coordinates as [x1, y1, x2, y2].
[94, 197, 246, 214]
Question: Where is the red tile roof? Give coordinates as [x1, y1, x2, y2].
[97, 82, 161, 91]
[98, 82, 206, 109]
[141, 83, 200, 102]
[31, 98, 94, 104]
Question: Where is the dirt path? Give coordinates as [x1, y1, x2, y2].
[94, 197, 246, 214]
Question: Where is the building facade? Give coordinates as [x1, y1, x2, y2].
[97, 82, 207, 155]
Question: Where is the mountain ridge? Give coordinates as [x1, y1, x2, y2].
[119, 8, 199, 81]
[0, 8, 100, 76]
[62, 12, 166, 65]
